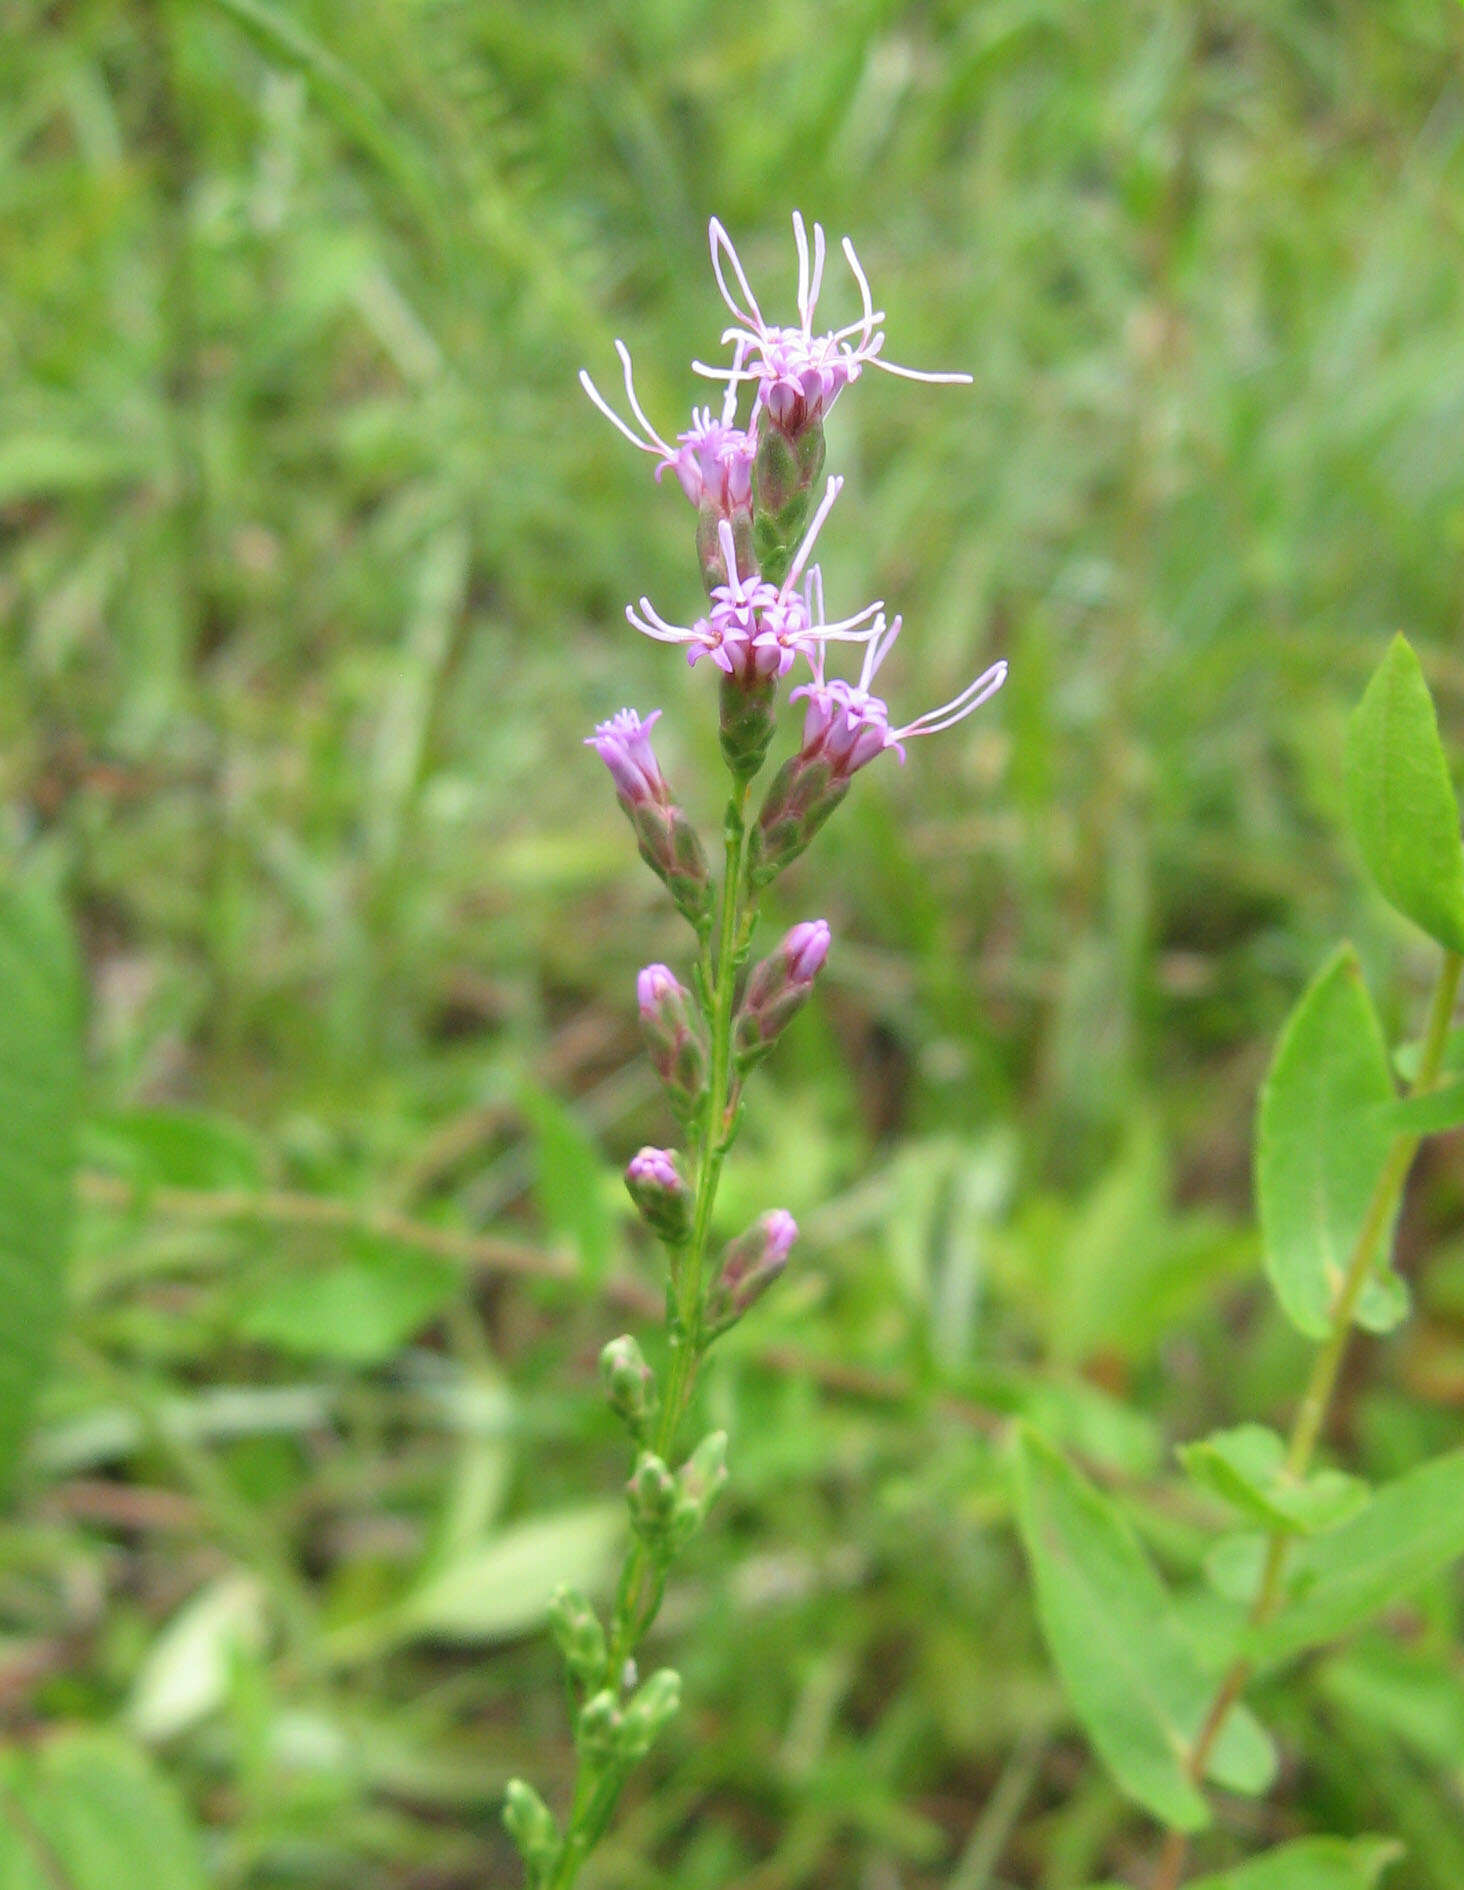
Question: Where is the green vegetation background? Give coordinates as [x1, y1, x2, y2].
[5, 1, 1464, 1885]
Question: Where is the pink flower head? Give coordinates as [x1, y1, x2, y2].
[693, 213, 972, 438]
[636, 962, 682, 1015]
[626, 1145, 681, 1191]
[579, 339, 756, 514]
[791, 616, 1008, 781]
[586, 708, 668, 806]
[762, 1208, 799, 1265]
[625, 476, 884, 680]
[783, 919, 831, 985]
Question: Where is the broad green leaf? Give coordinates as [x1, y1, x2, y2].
[1180, 1425, 1369, 1535]
[520, 1085, 613, 1282]
[1377, 1075, 1464, 1137]
[1345, 634, 1464, 953]
[1184, 1836, 1401, 1890]
[0, 884, 82, 1501]
[84, 1107, 264, 1191]
[127, 1572, 267, 1743]
[236, 1235, 459, 1363]
[1251, 1448, 1464, 1667]
[0, 1730, 209, 1890]
[1257, 946, 1401, 1340]
[399, 1502, 623, 1643]
[1012, 1428, 1276, 1830]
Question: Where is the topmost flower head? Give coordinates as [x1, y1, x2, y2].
[694, 212, 973, 439]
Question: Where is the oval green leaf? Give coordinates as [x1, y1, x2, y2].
[1012, 1428, 1275, 1831]
[1257, 946, 1399, 1340]
[1345, 634, 1464, 953]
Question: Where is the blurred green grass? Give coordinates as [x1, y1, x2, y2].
[5, 1, 1464, 1885]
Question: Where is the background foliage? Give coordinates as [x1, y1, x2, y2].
[4, 2, 1464, 1885]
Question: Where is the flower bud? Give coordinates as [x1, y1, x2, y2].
[626, 1450, 678, 1544]
[587, 710, 712, 926]
[548, 1583, 608, 1692]
[669, 1429, 729, 1549]
[748, 753, 849, 889]
[734, 921, 830, 1071]
[503, 1778, 561, 1876]
[752, 422, 827, 589]
[637, 966, 707, 1122]
[718, 669, 777, 783]
[705, 1211, 798, 1337]
[576, 1689, 624, 1763]
[600, 1334, 659, 1440]
[619, 1667, 682, 1761]
[624, 1147, 692, 1245]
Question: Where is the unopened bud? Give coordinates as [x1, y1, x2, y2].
[626, 1450, 677, 1543]
[637, 966, 707, 1121]
[749, 754, 849, 889]
[587, 710, 711, 925]
[600, 1334, 659, 1439]
[576, 1689, 623, 1762]
[548, 1584, 607, 1692]
[629, 800, 713, 928]
[624, 1147, 692, 1245]
[619, 1667, 682, 1761]
[705, 1211, 798, 1337]
[734, 921, 830, 1070]
[503, 1778, 561, 1875]
[670, 1430, 729, 1549]
[718, 669, 777, 783]
[752, 422, 827, 588]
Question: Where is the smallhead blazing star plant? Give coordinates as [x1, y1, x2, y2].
[502, 213, 1005, 1890]
[507, 218, 1464, 1890]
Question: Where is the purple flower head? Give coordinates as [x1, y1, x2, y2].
[762, 1208, 799, 1265]
[625, 476, 885, 681]
[783, 919, 831, 984]
[626, 1145, 680, 1191]
[705, 1209, 799, 1335]
[790, 615, 1008, 782]
[637, 962, 681, 1015]
[580, 339, 756, 515]
[586, 708, 668, 806]
[692, 213, 973, 439]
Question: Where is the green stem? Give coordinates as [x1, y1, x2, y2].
[1151, 947, 1463, 1890]
[547, 782, 753, 1890]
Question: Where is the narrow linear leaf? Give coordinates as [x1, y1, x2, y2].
[1182, 1835, 1401, 1890]
[1345, 634, 1464, 953]
[0, 884, 82, 1502]
[1257, 946, 1399, 1341]
[1250, 1448, 1464, 1667]
[1013, 1428, 1275, 1831]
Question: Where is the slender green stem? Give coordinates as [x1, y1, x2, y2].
[1151, 948, 1463, 1890]
[547, 782, 753, 1890]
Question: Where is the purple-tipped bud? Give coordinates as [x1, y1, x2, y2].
[705, 1210, 797, 1337]
[589, 711, 713, 927]
[624, 1146, 692, 1245]
[669, 1430, 729, 1549]
[733, 921, 831, 1070]
[637, 967, 708, 1123]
